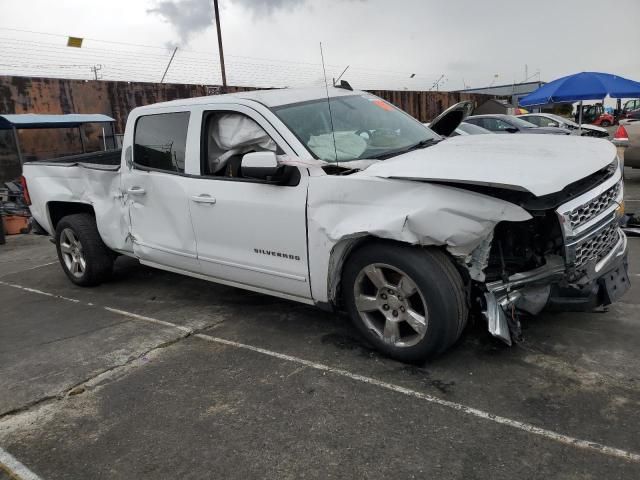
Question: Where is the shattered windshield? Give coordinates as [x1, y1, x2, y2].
[272, 94, 440, 162]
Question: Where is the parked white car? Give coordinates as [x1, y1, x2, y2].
[518, 113, 609, 138]
[22, 87, 629, 361]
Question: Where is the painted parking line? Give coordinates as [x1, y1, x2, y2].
[194, 332, 640, 463]
[0, 261, 58, 280]
[1, 280, 640, 464]
[0, 447, 43, 480]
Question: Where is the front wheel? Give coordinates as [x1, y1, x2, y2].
[55, 213, 114, 286]
[342, 243, 468, 363]
[600, 120, 611, 127]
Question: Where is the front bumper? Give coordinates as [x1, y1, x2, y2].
[483, 229, 629, 345]
[483, 162, 629, 345]
[548, 232, 629, 311]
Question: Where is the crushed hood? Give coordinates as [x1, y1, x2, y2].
[360, 134, 616, 197]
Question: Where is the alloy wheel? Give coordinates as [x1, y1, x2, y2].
[60, 228, 86, 278]
[353, 263, 429, 348]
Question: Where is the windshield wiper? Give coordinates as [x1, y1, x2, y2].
[369, 138, 441, 160]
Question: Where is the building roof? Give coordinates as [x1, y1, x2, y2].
[458, 81, 546, 97]
[0, 113, 115, 130]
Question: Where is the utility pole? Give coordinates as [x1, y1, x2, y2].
[429, 74, 445, 92]
[213, 0, 227, 91]
[90, 64, 103, 80]
[161, 47, 178, 83]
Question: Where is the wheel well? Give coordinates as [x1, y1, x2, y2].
[48, 202, 95, 231]
[327, 236, 465, 309]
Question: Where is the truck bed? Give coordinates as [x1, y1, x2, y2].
[25, 149, 122, 171]
[22, 150, 129, 250]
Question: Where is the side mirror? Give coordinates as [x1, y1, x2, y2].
[505, 127, 519, 133]
[240, 151, 280, 180]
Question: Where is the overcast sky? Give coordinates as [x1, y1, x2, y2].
[1, 0, 639, 91]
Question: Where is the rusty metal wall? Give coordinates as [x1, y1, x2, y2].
[0, 76, 263, 133]
[0, 75, 493, 180]
[368, 89, 492, 123]
[0, 76, 493, 127]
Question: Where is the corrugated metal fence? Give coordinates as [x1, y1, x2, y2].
[0, 75, 493, 180]
[0, 76, 492, 129]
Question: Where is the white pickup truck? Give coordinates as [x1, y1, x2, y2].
[22, 87, 630, 362]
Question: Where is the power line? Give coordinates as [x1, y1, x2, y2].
[0, 32, 444, 90]
[0, 27, 439, 80]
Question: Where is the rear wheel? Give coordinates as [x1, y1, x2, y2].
[600, 120, 611, 127]
[55, 213, 114, 286]
[342, 243, 468, 363]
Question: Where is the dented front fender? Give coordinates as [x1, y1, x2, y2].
[306, 174, 531, 303]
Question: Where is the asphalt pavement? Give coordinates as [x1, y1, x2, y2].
[0, 168, 639, 479]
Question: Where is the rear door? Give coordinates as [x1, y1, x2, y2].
[120, 109, 200, 273]
[185, 105, 312, 300]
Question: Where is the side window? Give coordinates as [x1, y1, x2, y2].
[134, 112, 190, 173]
[467, 118, 484, 128]
[538, 117, 558, 127]
[523, 116, 541, 126]
[492, 119, 513, 131]
[475, 118, 500, 131]
[202, 111, 280, 177]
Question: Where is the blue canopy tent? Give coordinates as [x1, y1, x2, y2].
[519, 72, 640, 131]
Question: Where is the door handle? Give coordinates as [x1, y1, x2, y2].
[127, 186, 146, 195]
[191, 194, 216, 204]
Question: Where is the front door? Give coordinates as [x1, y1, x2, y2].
[120, 109, 200, 273]
[186, 106, 311, 300]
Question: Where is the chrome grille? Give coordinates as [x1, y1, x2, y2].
[573, 223, 620, 271]
[569, 182, 621, 229]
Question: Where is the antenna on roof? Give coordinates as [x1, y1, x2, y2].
[333, 65, 350, 86]
[320, 42, 339, 166]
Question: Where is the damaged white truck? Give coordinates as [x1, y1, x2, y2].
[22, 87, 630, 362]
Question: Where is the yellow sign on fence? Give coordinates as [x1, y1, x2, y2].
[67, 37, 83, 48]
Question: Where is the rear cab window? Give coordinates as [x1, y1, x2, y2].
[134, 112, 190, 173]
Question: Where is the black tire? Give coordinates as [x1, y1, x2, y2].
[55, 213, 114, 286]
[342, 242, 468, 363]
[600, 120, 611, 127]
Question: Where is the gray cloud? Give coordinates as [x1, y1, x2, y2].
[230, 0, 305, 15]
[148, 0, 214, 46]
[148, 0, 307, 45]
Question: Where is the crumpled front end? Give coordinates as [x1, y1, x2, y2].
[468, 162, 630, 345]
[306, 173, 532, 305]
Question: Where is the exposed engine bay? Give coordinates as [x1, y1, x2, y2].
[454, 159, 629, 345]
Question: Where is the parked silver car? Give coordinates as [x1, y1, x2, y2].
[619, 119, 640, 169]
[453, 122, 492, 136]
[518, 113, 609, 138]
[465, 114, 571, 135]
